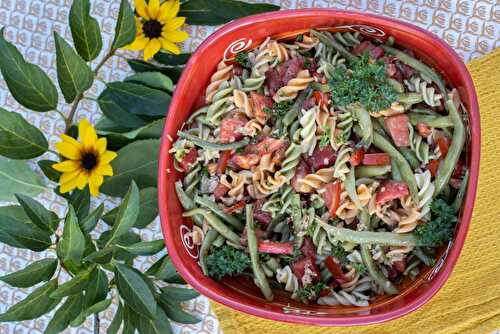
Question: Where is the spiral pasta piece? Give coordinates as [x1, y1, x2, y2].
[248, 154, 286, 199]
[415, 170, 435, 220]
[408, 123, 429, 164]
[299, 107, 318, 156]
[317, 43, 346, 80]
[369, 102, 405, 118]
[243, 118, 263, 137]
[206, 61, 233, 103]
[295, 34, 319, 52]
[333, 145, 352, 181]
[267, 40, 289, 63]
[220, 170, 251, 198]
[404, 76, 442, 107]
[395, 196, 421, 233]
[233, 89, 253, 119]
[296, 168, 334, 193]
[206, 81, 235, 124]
[317, 290, 370, 307]
[277, 142, 302, 181]
[276, 265, 299, 298]
[333, 31, 362, 47]
[274, 70, 314, 102]
[336, 107, 353, 139]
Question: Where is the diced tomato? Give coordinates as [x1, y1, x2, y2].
[321, 181, 342, 218]
[416, 122, 432, 138]
[319, 288, 332, 298]
[224, 200, 245, 214]
[231, 153, 260, 170]
[217, 150, 233, 175]
[362, 153, 391, 166]
[291, 158, 311, 192]
[213, 183, 229, 200]
[324, 256, 347, 283]
[392, 260, 406, 273]
[179, 148, 198, 172]
[427, 159, 440, 177]
[436, 133, 451, 158]
[258, 241, 294, 255]
[250, 92, 272, 122]
[265, 68, 281, 96]
[220, 117, 246, 143]
[375, 180, 409, 205]
[385, 114, 410, 147]
[300, 237, 317, 261]
[232, 64, 243, 76]
[370, 46, 384, 59]
[292, 257, 320, 283]
[352, 41, 374, 56]
[453, 161, 465, 179]
[388, 266, 399, 280]
[313, 91, 329, 109]
[349, 148, 365, 167]
[253, 199, 272, 224]
[307, 145, 337, 170]
[255, 137, 287, 156]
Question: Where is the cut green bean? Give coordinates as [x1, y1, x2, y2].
[408, 113, 453, 128]
[355, 165, 392, 178]
[246, 205, 274, 301]
[452, 169, 469, 213]
[213, 234, 225, 247]
[177, 131, 249, 151]
[414, 247, 435, 266]
[390, 159, 402, 181]
[291, 194, 304, 248]
[311, 30, 358, 62]
[175, 181, 203, 226]
[283, 88, 311, 127]
[200, 229, 219, 276]
[352, 105, 373, 148]
[434, 100, 466, 197]
[388, 78, 404, 93]
[195, 196, 244, 231]
[411, 108, 439, 115]
[399, 93, 423, 105]
[183, 209, 240, 245]
[265, 257, 280, 273]
[345, 168, 362, 209]
[398, 147, 420, 170]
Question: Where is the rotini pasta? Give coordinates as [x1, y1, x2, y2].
[296, 168, 334, 193]
[206, 61, 233, 103]
[273, 69, 314, 102]
[333, 145, 352, 180]
[405, 76, 442, 107]
[299, 107, 318, 156]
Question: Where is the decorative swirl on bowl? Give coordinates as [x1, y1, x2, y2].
[336, 24, 386, 37]
[180, 224, 199, 259]
[224, 38, 253, 61]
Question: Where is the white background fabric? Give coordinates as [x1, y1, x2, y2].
[0, 0, 498, 333]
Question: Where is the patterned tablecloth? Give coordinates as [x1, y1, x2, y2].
[0, 0, 498, 333]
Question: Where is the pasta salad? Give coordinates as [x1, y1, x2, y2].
[171, 30, 468, 306]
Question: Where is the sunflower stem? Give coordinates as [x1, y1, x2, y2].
[94, 314, 100, 334]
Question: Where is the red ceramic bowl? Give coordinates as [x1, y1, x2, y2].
[158, 9, 480, 326]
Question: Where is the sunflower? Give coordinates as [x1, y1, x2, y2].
[125, 0, 189, 60]
[53, 119, 117, 197]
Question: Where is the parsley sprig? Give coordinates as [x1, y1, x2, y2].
[207, 245, 251, 280]
[234, 51, 251, 69]
[415, 199, 457, 247]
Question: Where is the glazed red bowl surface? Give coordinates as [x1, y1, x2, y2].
[158, 9, 480, 326]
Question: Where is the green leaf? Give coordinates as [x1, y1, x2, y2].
[112, 232, 142, 263]
[159, 286, 200, 302]
[15, 194, 58, 232]
[127, 59, 182, 83]
[0, 280, 60, 321]
[117, 240, 165, 256]
[0, 258, 58, 288]
[136, 308, 173, 334]
[53, 32, 94, 103]
[158, 297, 201, 324]
[0, 157, 45, 201]
[114, 263, 157, 319]
[44, 293, 82, 334]
[101, 140, 159, 197]
[106, 181, 139, 245]
[0, 205, 28, 222]
[83, 247, 113, 264]
[154, 52, 190, 66]
[103, 187, 158, 228]
[0, 214, 52, 251]
[0, 28, 58, 111]
[97, 82, 170, 129]
[70, 299, 111, 327]
[146, 256, 185, 284]
[38, 160, 61, 182]
[83, 268, 109, 306]
[69, 0, 103, 61]
[123, 304, 139, 334]
[50, 267, 92, 299]
[112, 0, 136, 50]
[107, 302, 124, 334]
[68, 187, 90, 221]
[96, 117, 165, 150]
[125, 72, 174, 92]
[58, 206, 85, 271]
[79, 203, 104, 233]
[179, 0, 228, 25]
[0, 108, 48, 159]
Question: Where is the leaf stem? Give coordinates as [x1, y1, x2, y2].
[94, 313, 100, 334]
[54, 109, 66, 121]
[83, 96, 98, 102]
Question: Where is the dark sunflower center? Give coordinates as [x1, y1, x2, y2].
[142, 20, 163, 38]
[81, 153, 98, 171]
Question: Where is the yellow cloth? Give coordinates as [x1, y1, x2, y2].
[213, 48, 500, 334]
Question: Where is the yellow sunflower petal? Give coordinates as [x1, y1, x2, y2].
[159, 0, 180, 22]
[135, 0, 150, 19]
[96, 138, 107, 155]
[124, 36, 150, 51]
[99, 151, 118, 164]
[163, 17, 186, 32]
[60, 176, 80, 194]
[89, 182, 100, 197]
[60, 134, 82, 149]
[143, 38, 162, 60]
[147, 0, 160, 19]
[76, 172, 88, 190]
[52, 160, 81, 172]
[159, 38, 180, 55]
[88, 172, 104, 197]
[162, 30, 189, 43]
[78, 118, 91, 140]
[55, 142, 82, 160]
[81, 123, 98, 151]
[59, 169, 81, 187]
[96, 163, 113, 176]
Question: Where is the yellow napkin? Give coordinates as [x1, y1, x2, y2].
[212, 48, 500, 334]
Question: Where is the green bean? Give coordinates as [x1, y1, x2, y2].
[382, 45, 446, 95]
[391, 159, 402, 181]
[261, 263, 274, 277]
[388, 78, 404, 93]
[246, 205, 274, 301]
[408, 113, 453, 128]
[213, 234, 225, 247]
[345, 168, 362, 209]
[434, 100, 466, 197]
[265, 257, 280, 273]
[175, 181, 203, 226]
[311, 30, 358, 62]
[372, 118, 390, 139]
[177, 131, 249, 151]
[352, 105, 373, 148]
[398, 147, 420, 170]
[355, 125, 419, 205]
[403, 258, 421, 276]
[320, 221, 417, 247]
[291, 194, 303, 248]
[414, 247, 435, 266]
[386, 36, 395, 46]
[358, 209, 399, 295]
[195, 196, 244, 231]
[183, 209, 240, 245]
[411, 108, 439, 115]
[187, 106, 208, 123]
[399, 93, 423, 105]
[265, 213, 285, 238]
[452, 169, 469, 213]
[355, 165, 392, 178]
[199, 229, 219, 276]
[283, 87, 311, 127]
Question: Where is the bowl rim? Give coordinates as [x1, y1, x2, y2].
[158, 8, 480, 326]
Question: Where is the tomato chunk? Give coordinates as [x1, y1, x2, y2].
[291, 158, 311, 192]
[436, 133, 451, 158]
[385, 114, 410, 147]
[292, 257, 320, 284]
[313, 91, 329, 109]
[213, 183, 229, 200]
[220, 117, 246, 143]
[321, 181, 342, 218]
[362, 153, 391, 166]
[258, 241, 294, 255]
[324, 256, 347, 283]
[392, 259, 406, 273]
[179, 148, 197, 172]
[307, 145, 337, 170]
[416, 122, 432, 138]
[349, 148, 365, 167]
[427, 159, 440, 177]
[217, 150, 233, 175]
[223, 200, 245, 214]
[300, 237, 317, 261]
[231, 153, 260, 170]
[375, 180, 409, 205]
[250, 92, 272, 122]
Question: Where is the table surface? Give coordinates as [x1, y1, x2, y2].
[0, 0, 498, 333]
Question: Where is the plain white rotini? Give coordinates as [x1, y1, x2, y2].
[408, 123, 430, 164]
[317, 290, 370, 307]
[415, 170, 435, 220]
[276, 265, 299, 298]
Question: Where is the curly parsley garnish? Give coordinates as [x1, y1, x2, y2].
[207, 245, 250, 280]
[234, 51, 251, 69]
[295, 282, 327, 301]
[318, 126, 331, 149]
[415, 199, 457, 247]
